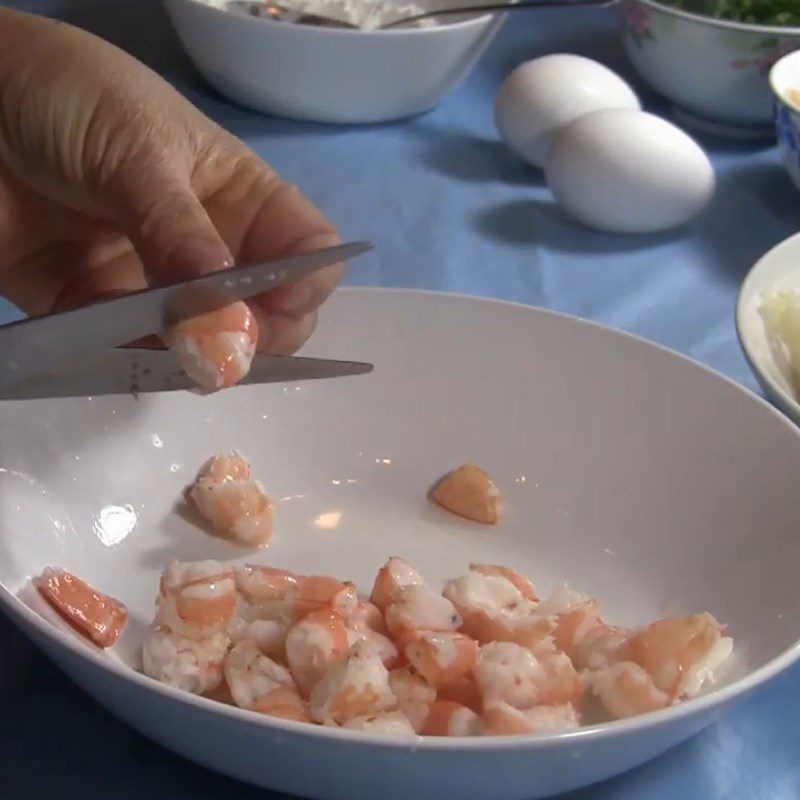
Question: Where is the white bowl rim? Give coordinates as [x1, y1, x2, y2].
[735, 231, 800, 422]
[627, 0, 800, 37]
[769, 48, 800, 107]
[172, 0, 496, 36]
[4, 285, 800, 750]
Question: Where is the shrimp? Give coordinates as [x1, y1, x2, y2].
[347, 626, 399, 670]
[35, 567, 127, 648]
[437, 673, 483, 713]
[190, 475, 274, 548]
[442, 571, 553, 649]
[285, 607, 350, 695]
[350, 600, 387, 635]
[142, 626, 229, 694]
[156, 560, 237, 640]
[308, 641, 396, 726]
[369, 557, 425, 611]
[404, 631, 478, 690]
[572, 622, 629, 671]
[285, 576, 358, 621]
[165, 300, 257, 390]
[342, 711, 417, 736]
[430, 463, 502, 524]
[589, 661, 669, 719]
[235, 565, 301, 603]
[551, 599, 600, 657]
[227, 617, 288, 664]
[224, 639, 297, 711]
[388, 666, 436, 732]
[195, 451, 251, 485]
[421, 701, 482, 736]
[384, 585, 462, 638]
[622, 613, 733, 699]
[252, 685, 311, 722]
[469, 564, 538, 602]
[482, 702, 579, 735]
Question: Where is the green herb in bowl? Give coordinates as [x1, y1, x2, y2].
[667, 0, 800, 25]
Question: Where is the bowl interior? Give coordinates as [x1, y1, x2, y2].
[2, 290, 800, 698]
[771, 48, 800, 104]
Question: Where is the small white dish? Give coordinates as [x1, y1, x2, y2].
[737, 231, 800, 425]
[2, 288, 800, 800]
[771, 49, 800, 195]
[163, 0, 505, 123]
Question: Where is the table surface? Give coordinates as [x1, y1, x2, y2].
[1, 1, 799, 798]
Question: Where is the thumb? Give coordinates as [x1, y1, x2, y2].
[112, 165, 233, 286]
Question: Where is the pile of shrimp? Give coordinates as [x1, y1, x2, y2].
[140, 557, 733, 736]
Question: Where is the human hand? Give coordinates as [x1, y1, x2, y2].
[0, 8, 343, 354]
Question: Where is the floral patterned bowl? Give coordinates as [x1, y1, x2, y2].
[771, 50, 800, 194]
[619, 0, 800, 133]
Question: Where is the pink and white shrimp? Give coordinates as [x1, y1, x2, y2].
[156, 560, 237, 640]
[421, 701, 483, 736]
[227, 617, 288, 664]
[588, 661, 670, 719]
[233, 564, 302, 622]
[622, 613, 733, 699]
[404, 631, 478, 691]
[284, 576, 358, 621]
[224, 639, 298, 711]
[369, 557, 425, 611]
[285, 607, 350, 695]
[482, 702, 579, 735]
[384, 585, 462, 639]
[190, 454, 274, 548]
[469, 563, 538, 602]
[443, 570, 553, 649]
[35, 567, 127, 648]
[308, 641, 397, 726]
[430, 463, 502, 525]
[165, 300, 257, 390]
[437, 673, 483, 713]
[142, 626, 229, 695]
[341, 711, 417, 736]
[253, 685, 311, 722]
[388, 666, 436, 732]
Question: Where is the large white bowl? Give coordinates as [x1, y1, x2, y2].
[163, 0, 505, 123]
[2, 289, 800, 800]
[619, 0, 800, 133]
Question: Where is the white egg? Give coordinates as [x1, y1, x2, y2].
[545, 109, 715, 234]
[494, 54, 640, 168]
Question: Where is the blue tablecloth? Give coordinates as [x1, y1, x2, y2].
[1, 1, 799, 797]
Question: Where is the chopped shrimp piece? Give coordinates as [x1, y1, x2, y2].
[536, 584, 593, 616]
[430, 463, 502, 524]
[308, 641, 396, 725]
[369, 557, 425, 610]
[470, 563, 538, 602]
[195, 451, 251, 484]
[422, 701, 482, 736]
[234, 565, 301, 604]
[35, 567, 127, 648]
[342, 710, 417, 736]
[165, 300, 257, 390]
[404, 631, 478, 690]
[224, 639, 297, 710]
[384, 585, 462, 638]
[388, 666, 436, 732]
[142, 627, 229, 694]
[443, 571, 553, 648]
[190, 478, 274, 548]
[437, 672, 483, 713]
[350, 600, 387, 635]
[253, 685, 311, 722]
[535, 651, 582, 707]
[285, 607, 350, 695]
[552, 599, 600, 656]
[572, 622, 629, 671]
[623, 613, 733, 699]
[285, 576, 357, 621]
[229, 618, 288, 663]
[482, 702, 579, 735]
[347, 626, 399, 669]
[156, 560, 237, 640]
[589, 661, 670, 718]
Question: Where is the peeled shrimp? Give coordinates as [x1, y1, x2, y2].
[142, 626, 229, 694]
[437, 672, 483, 713]
[482, 702, 579, 735]
[165, 300, 257, 390]
[470, 563, 538, 602]
[35, 567, 127, 648]
[623, 613, 733, 699]
[308, 641, 396, 726]
[384, 585, 462, 638]
[234, 564, 300, 621]
[347, 626, 399, 670]
[191, 456, 274, 548]
[369, 557, 425, 611]
[285, 576, 358, 621]
[342, 710, 417, 736]
[227, 617, 288, 663]
[253, 685, 311, 722]
[388, 666, 436, 732]
[350, 600, 387, 635]
[224, 639, 297, 711]
[589, 661, 669, 719]
[156, 560, 237, 640]
[404, 631, 478, 690]
[422, 701, 482, 736]
[430, 463, 502, 524]
[285, 607, 350, 695]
